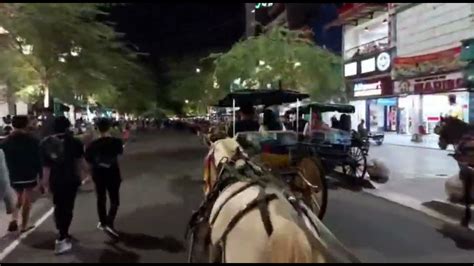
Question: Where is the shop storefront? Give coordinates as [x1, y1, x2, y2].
[345, 49, 395, 132]
[393, 46, 470, 135]
[349, 76, 397, 132]
[394, 72, 469, 134]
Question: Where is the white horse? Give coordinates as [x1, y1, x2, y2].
[189, 137, 359, 263]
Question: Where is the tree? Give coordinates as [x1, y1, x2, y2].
[209, 26, 343, 102]
[0, 3, 156, 113]
[158, 55, 216, 115]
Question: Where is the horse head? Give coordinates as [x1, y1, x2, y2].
[206, 125, 228, 146]
[203, 138, 248, 195]
[435, 116, 469, 150]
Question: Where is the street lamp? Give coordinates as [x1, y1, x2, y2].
[196, 68, 201, 73]
[185, 99, 189, 104]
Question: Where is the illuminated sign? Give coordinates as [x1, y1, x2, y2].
[354, 81, 382, 97]
[344, 62, 357, 77]
[377, 52, 391, 72]
[255, 3, 274, 9]
[394, 72, 465, 94]
[361, 57, 376, 74]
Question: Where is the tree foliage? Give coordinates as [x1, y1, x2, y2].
[209, 26, 343, 102]
[0, 3, 157, 114]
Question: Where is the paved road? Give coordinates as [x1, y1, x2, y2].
[1, 131, 474, 263]
[365, 143, 459, 204]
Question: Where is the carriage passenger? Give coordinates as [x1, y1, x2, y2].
[303, 111, 330, 136]
[259, 109, 283, 132]
[227, 104, 260, 137]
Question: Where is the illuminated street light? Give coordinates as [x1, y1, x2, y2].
[185, 99, 189, 104]
[196, 68, 201, 73]
[21, 44, 33, 55]
[0, 26, 9, 34]
[70, 46, 82, 57]
[259, 60, 265, 66]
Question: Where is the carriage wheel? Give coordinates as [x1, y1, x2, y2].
[342, 146, 367, 180]
[296, 157, 328, 220]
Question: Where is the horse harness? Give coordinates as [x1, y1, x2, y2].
[186, 155, 312, 263]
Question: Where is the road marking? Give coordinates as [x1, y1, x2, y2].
[0, 207, 54, 261]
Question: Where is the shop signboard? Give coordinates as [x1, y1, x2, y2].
[354, 81, 381, 97]
[353, 76, 393, 98]
[344, 49, 393, 79]
[394, 72, 465, 95]
[393, 46, 467, 80]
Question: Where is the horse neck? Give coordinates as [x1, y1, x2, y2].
[453, 122, 474, 144]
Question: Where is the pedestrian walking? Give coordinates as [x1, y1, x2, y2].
[40, 116, 88, 255]
[85, 118, 123, 239]
[1, 115, 41, 234]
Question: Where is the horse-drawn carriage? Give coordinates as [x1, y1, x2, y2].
[186, 88, 360, 263]
[214, 89, 328, 218]
[289, 102, 369, 180]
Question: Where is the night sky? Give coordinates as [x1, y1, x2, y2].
[110, 3, 246, 70]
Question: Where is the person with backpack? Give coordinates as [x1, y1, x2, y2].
[40, 116, 88, 255]
[1, 115, 41, 234]
[85, 118, 123, 239]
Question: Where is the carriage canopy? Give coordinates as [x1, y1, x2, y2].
[215, 89, 310, 107]
[287, 102, 355, 115]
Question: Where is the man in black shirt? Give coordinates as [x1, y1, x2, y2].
[40, 116, 87, 255]
[85, 118, 123, 238]
[2, 115, 41, 234]
[227, 104, 260, 137]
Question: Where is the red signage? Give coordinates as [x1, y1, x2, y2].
[393, 46, 466, 79]
[413, 74, 464, 94]
[395, 72, 465, 95]
[353, 76, 393, 98]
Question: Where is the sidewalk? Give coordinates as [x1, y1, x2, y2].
[383, 132, 454, 151]
[364, 144, 472, 228]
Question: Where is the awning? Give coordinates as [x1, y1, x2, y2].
[326, 3, 387, 28]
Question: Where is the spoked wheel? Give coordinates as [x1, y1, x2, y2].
[342, 146, 367, 180]
[296, 157, 328, 220]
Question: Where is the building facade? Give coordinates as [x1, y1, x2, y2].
[334, 3, 474, 134]
[393, 3, 474, 135]
[331, 3, 394, 131]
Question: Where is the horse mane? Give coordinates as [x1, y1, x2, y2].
[441, 117, 474, 145]
[445, 116, 473, 131]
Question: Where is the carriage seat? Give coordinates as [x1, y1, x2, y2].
[308, 128, 352, 146]
[236, 131, 299, 169]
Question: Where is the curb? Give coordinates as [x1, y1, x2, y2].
[383, 142, 454, 152]
[363, 189, 474, 230]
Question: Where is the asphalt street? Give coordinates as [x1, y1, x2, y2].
[1, 131, 474, 263]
